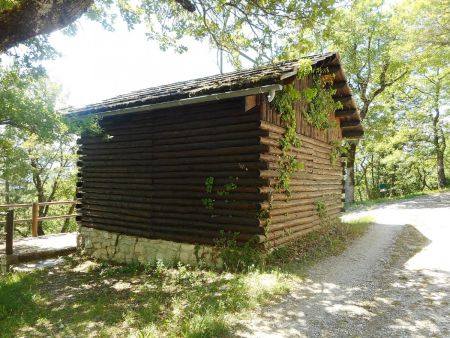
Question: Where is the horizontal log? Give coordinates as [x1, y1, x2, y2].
[99, 99, 244, 129]
[342, 129, 364, 138]
[335, 108, 357, 117]
[269, 202, 343, 217]
[80, 192, 262, 210]
[81, 120, 261, 147]
[269, 210, 317, 224]
[99, 115, 259, 139]
[331, 80, 347, 90]
[80, 138, 261, 160]
[268, 204, 314, 216]
[260, 185, 343, 195]
[260, 121, 333, 150]
[78, 176, 268, 187]
[267, 208, 342, 240]
[80, 129, 269, 154]
[334, 95, 353, 105]
[80, 144, 270, 163]
[79, 160, 267, 172]
[79, 187, 269, 201]
[340, 120, 361, 128]
[271, 190, 342, 201]
[268, 196, 337, 210]
[269, 200, 342, 215]
[268, 215, 317, 232]
[268, 221, 320, 242]
[81, 223, 263, 245]
[82, 113, 259, 144]
[78, 181, 260, 193]
[79, 169, 261, 179]
[260, 140, 333, 163]
[267, 178, 342, 187]
[81, 215, 263, 240]
[265, 160, 342, 172]
[260, 170, 341, 180]
[82, 199, 258, 218]
[81, 153, 261, 168]
[81, 208, 260, 227]
[266, 224, 320, 247]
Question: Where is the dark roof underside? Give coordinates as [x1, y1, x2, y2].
[70, 52, 363, 138]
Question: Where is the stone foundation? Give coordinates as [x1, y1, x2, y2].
[77, 227, 216, 265]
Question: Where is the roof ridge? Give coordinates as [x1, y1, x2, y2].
[71, 52, 338, 115]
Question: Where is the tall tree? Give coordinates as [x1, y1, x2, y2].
[397, 0, 450, 189]
[345, 0, 450, 200]
[26, 135, 77, 235]
[0, 64, 62, 143]
[405, 68, 449, 188]
[327, 0, 409, 202]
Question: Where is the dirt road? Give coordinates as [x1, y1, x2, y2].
[238, 192, 450, 337]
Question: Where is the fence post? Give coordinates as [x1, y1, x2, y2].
[5, 209, 14, 255]
[32, 202, 39, 237]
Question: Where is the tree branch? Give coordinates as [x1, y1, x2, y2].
[0, 0, 196, 52]
[175, 0, 195, 12]
[0, 0, 94, 52]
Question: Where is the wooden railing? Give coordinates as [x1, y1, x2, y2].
[0, 201, 77, 255]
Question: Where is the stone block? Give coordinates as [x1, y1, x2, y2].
[78, 226, 220, 267]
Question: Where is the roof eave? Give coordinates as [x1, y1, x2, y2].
[69, 84, 283, 118]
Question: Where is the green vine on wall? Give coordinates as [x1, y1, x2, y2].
[272, 84, 304, 195]
[315, 199, 327, 219]
[201, 176, 215, 210]
[201, 176, 238, 212]
[271, 59, 343, 196]
[301, 70, 342, 130]
[329, 140, 350, 166]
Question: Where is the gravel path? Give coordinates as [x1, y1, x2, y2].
[238, 192, 450, 337]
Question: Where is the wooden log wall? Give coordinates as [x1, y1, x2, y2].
[77, 98, 269, 245]
[256, 74, 344, 248]
[78, 79, 345, 249]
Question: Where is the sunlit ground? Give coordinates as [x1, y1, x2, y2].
[239, 192, 450, 337]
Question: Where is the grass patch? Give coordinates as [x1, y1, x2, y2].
[348, 187, 450, 210]
[0, 258, 291, 337]
[0, 218, 372, 337]
[269, 217, 373, 273]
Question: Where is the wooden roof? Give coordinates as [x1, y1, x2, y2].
[71, 52, 363, 138]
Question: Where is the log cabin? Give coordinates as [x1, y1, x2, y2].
[71, 52, 363, 264]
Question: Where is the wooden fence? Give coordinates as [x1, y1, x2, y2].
[0, 201, 77, 255]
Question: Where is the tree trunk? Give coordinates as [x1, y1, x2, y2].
[363, 168, 370, 200]
[0, 0, 195, 52]
[436, 150, 446, 189]
[36, 190, 46, 236]
[5, 178, 10, 204]
[61, 202, 75, 233]
[432, 75, 446, 189]
[345, 142, 357, 203]
[0, 0, 94, 52]
[30, 160, 45, 236]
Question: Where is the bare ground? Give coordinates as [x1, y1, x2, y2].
[237, 192, 450, 337]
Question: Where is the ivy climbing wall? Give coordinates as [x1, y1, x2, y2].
[254, 71, 345, 248]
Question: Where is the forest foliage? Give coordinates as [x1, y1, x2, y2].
[0, 0, 448, 235]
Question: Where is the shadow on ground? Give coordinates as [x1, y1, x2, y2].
[0, 259, 254, 337]
[237, 224, 450, 337]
